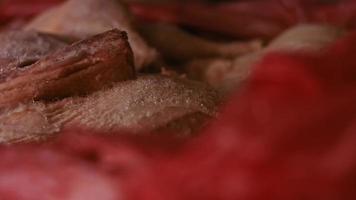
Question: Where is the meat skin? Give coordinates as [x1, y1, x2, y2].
[0, 30, 68, 71]
[0, 75, 219, 144]
[0, 29, 135, 108]
[186, 24, 345, 94]
[24, 0, 157, 70]
[48, 75, 218, 134]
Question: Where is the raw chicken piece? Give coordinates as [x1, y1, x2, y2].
[186, 24, 345, 94]
[140, 23, 261, 62]
[0, 29, 135, 108]
[24, 0, 157, 70]
[0, 75, 219, 144]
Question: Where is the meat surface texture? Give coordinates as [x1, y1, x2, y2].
[0, 104, 56, 144]
[0, 75, 219, 144]
[0, 30, 68, 70]
[0, 29, 135, 108]
[140, 23, 261, 62]
[48, 75, 218, 134]
[186, 24, 345, 94]
[24, 0, 157, 70]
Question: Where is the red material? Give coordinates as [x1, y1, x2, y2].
[124, 30, 356, 200]
[129, 1, 291, 39]
[0, 29, 356, 200]
[1, 0, 356, 39]
[129, 0, 356, 39]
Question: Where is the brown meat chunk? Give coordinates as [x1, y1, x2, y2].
[0, 104, 56, 144]
[0, 75, 219, 144]
[0, 29, 135, 108]
[24, 0, 157, 70]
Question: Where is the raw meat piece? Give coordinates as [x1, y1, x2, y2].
[0, 0, 63, 23]
[0, 30, 68, 70]
[0, 103, 56, 144]
[0, 2, 354, 200]
[47, 75, 218, 134]
[0, 30, 356, 200]
[186, 24, 345, 94]
[122, 26, 356, 200]
[24, 0, 157, 70]
[0, 29, 135, 108]
[2, 0, 356, 40]
[129, 1, 293, 40]
[140, 23, 261, 62]
[0, 75, 219, 144]
[129, 0, 356, 40]
[266, 23, 345, 51]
